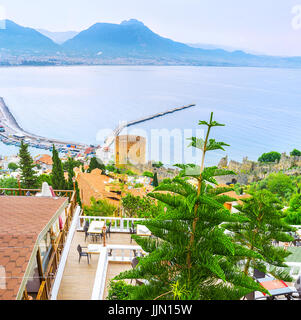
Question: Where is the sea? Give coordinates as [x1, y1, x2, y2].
[0, 65, 300, 166]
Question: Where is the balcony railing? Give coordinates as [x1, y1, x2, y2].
[0, 187, 74, 200]
[77, 215, 145, 233]
[91, 244, 143, 300]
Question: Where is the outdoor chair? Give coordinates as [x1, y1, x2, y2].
[106, 222, 112, 238]
[130, 222, 136, 243]
[253, 269, 266, 279]
[291, 276, 301, 299]
[77, 245, 90, 264]
[84, 225, 91, 242]
[93, 233, 103, 243]
[130, 257, 139, 284]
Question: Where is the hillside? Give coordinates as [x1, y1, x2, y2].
[0, 19, 301, 67]
[0, 20, 60, 54]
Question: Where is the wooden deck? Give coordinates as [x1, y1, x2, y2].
[57, 231, 135, 300]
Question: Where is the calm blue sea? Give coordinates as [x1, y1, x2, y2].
[0, 65, 300, 166]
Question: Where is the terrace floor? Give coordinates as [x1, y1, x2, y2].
[57, 231, 136, 300]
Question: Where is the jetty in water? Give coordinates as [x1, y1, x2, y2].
[103, 104, 196, 148]
[0, 97, 89, 154]
[0, 97, 195, 156]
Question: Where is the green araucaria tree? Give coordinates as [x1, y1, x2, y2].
[223, 190, 295, 281]
[114, 113, 267, 300]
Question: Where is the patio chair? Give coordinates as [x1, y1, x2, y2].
[93, 233, 103, 243]
[130, 257, 139, 284]
[84, 225, 91, 242]
[106, 222, 112, 238]
[77, 245, 90, 264]
[130, 222, 136, 244]
[292, 276, 301, 299]
[253, 269, 266, 279]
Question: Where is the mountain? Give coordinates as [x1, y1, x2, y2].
[0, 19, 301, 68]
[0, 20, 59, 54]
[62, 19, 208, 58]
[37, 29, 78, 44]
[187, 43, 264, 55]
[61, 19, 301, 67]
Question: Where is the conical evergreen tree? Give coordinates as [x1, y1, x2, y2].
[88, 156, 106, 173]
[66, 157, 75, 190]
[223, 189, 295, 281]
[18, 140, 38, 188]
[51, 145, 66, 190]
[115, 113, 267, 300]
[152, 172, 159, 187]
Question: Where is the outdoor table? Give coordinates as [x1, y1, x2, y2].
[88, 221, 105, 234]
[87, 244, 102, 254]
[88, 221, 105, 243]
[137, 224, 152, 236]
[257, 276, 297, 300]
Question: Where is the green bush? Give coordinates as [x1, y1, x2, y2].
[258, 151, 281, 163]
[284, 194, 301, 225]
[107, 280, 134, 300]
[84, 197, 117, 217]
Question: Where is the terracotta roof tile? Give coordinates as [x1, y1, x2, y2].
[0, 196, 67, 300]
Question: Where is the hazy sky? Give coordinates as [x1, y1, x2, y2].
[1, 0, 301, 56]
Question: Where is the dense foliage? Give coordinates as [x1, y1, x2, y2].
[290, 149, 301, 157]
[115, 113, 266, 300]
[0, 177, 18, 189]
[284, 194, 301, 225]
[8, 162, 19, 171]
[258, 151, 281, 163]
[88, 157, 106, 173]
[51, 145, 66, 190]
[107, 280, 134, 300]
[248, 172, 297, 204]
[18, 141, 38, 188]
[223, 189, 294, 281]
[122, 193, 164, 218]
[84, 197, 117, 217]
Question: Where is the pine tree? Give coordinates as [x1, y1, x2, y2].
[223, 190, 295, 281]
[75, 181, 82, 208]
[88, 157, 106, 173]
[18, 140, 38, 188]
[152, 172, 159, 187]
[115, 113, 267, 300]
[66, 157, 75, 190]
[51, 145, 66, 190]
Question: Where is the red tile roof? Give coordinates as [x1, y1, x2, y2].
[0, 196, 67, 300]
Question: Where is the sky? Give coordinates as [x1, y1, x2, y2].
[0, 0, 301, 56]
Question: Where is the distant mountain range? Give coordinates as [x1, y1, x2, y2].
[0, 20, 59, 53]
[37, 29, 79, 44]
[0, 18, 301, 67]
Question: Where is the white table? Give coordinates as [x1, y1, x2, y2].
[88, 221, 105, 234]
[137, 224, 151, 236]
[87, 244, 102, 254]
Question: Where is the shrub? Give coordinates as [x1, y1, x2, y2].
[107, 280, 134, 300]
[84, 197, 117, 217]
